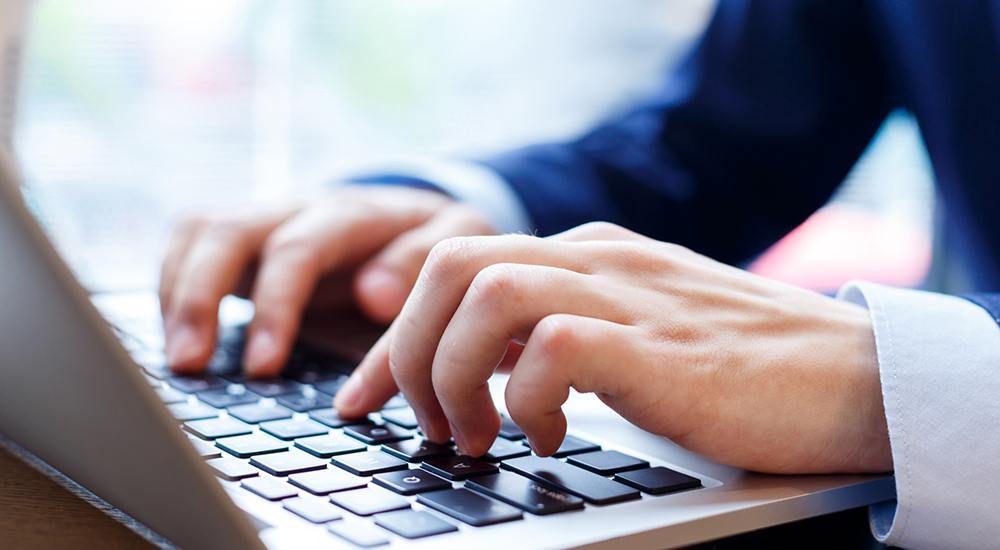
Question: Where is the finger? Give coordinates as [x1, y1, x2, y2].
[505, 314, 640, 456]
[389, 235, 591, 444]
[159, 214, 208, 317]
[429, 263, 631, 456]
[354, 203, 494, 324]
[333, 327, 408, 419]
[164, 215, 290, 372]
[546, 221, 655, 244]
[243, 201, 440, 377]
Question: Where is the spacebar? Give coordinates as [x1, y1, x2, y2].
[500, 456, 640, 505]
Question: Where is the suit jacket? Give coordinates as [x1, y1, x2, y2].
[480, 0, 1000, 294]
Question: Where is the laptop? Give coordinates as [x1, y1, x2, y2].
[0, 128, 896, 549]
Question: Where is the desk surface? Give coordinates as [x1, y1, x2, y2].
[0, 444, 156, 549]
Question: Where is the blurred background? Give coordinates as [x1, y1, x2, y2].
[8, 0, 935, 294]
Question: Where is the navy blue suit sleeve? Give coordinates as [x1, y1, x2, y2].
[481, 0, 895, 265]
[961, 294, 1000, 324]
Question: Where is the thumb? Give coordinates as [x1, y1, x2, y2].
[353, 203, 495, 324]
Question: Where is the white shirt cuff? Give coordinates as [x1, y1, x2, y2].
[340, 157, 533, 235]
[838, 281, 1000, 549]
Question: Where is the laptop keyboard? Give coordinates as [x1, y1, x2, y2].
[116, 319, 704, 547]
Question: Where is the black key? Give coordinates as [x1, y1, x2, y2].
[614, 466, 702, 495]
[276, 390, 335, 412]
[329, 487, 410, 516]
[215, 433, 288, 458]
[379, 407, 418, 429]
[344, 423, 413, 445]
[328, 522, 389, 548]
[294, 434, 366, 458]
[421, 455, 498, 481]
[189, 438, 223, 459]
[332, 451, 408, 476]
[308, 408, 371, 428]
[244, 379, 304, 397]
[498, 415, 525, 440]
[375, 509, 458, 539]
[167, 374, 228, 393]
[552, 435, 601, 458]
[465, 472, 585, 515]
[259, 418, 328, 440]
[566, 450, 650, 475]
[166, 401, 219, 422]
[482, 438, 531, 462]
[283, 496, 343, 523]
[501, 456, 640, 505]
[312, 375, 349, 396]
[196, 387, 260, 408]
[288, 468, 367, 495]
[184, 417, 252, 440]
[155, 387, 187, 404]
[227, 402, 293, 424]
[250, 450, 328, 476]
[241, 477, 298, 501]
[206, 456, 258, 481]
[372, 469, 451, 495]
[380, 439, 455, 463]
[416, 488, 522, 526]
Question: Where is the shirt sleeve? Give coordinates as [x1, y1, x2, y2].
[837, 281, 1000, 549]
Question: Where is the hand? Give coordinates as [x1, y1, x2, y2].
[336, 222, 892, 474]
[159, 185, 494, 377]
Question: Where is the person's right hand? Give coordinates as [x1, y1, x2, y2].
[159, 185, 495, 378]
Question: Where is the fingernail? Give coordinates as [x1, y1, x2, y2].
[166, 326, 205, 369]
[244, 330, 279, 377]
[450, 422, 469, 456]
[334, 374, 364, 412]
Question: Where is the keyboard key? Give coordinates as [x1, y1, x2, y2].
[566, 450, 650, 475]
[482, 438, 531, 462]
[380, 439, 455, 463]
[343, 423, 413, 445]
[421, 455, 498, 481]
[552, 435, 601, 458]
[227, 402, 293, 424]
[379, 407, 418, 429]
[250, 450, 328, 476]
[308, 408, 371, 428]
[206, 456, 259, 481]
[184, 417, 252, 440]
[259, 418, 328, 440]
[244, 379, 304, 397]
[216, 433, 288, 458]
[241, 476, 299, 501]
[196, 387, 260, 408]
[189, 437, 223, 459]
[276, 390, 335, 412]
[294, 434, 366, 458]
[501, 456, 641, 505]
[332, 451, 408, 476]
[166, 401, 219, 422]
[382, 394, 408, 409]
[328, 522, 389, 548]
[167, 374, 227, 393]
[498, 415, 525, 440]
[312, 375, 349, 396]
[329, 487, 410, 516]
[375, 509, 458, 539]
[417, 488, 522, 526]
[465, 472, 585, 515]
[155, 387, 187, 404]
[613, 466, 702, 495]
[283, 496, 343, 523]
[372, 469, 451, 495]
[288, 468, 367, 495]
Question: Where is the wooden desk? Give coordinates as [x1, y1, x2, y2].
[0, 444, 156, 550]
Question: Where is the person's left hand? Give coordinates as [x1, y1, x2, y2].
[335, 222, 892, 475]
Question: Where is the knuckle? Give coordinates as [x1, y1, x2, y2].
[530, 314, 579, 361]
[423, 236, 479, 282]
[568, 221, 632, 240]
[467, 264, 522, 310]
[262, 229, 317, 263]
